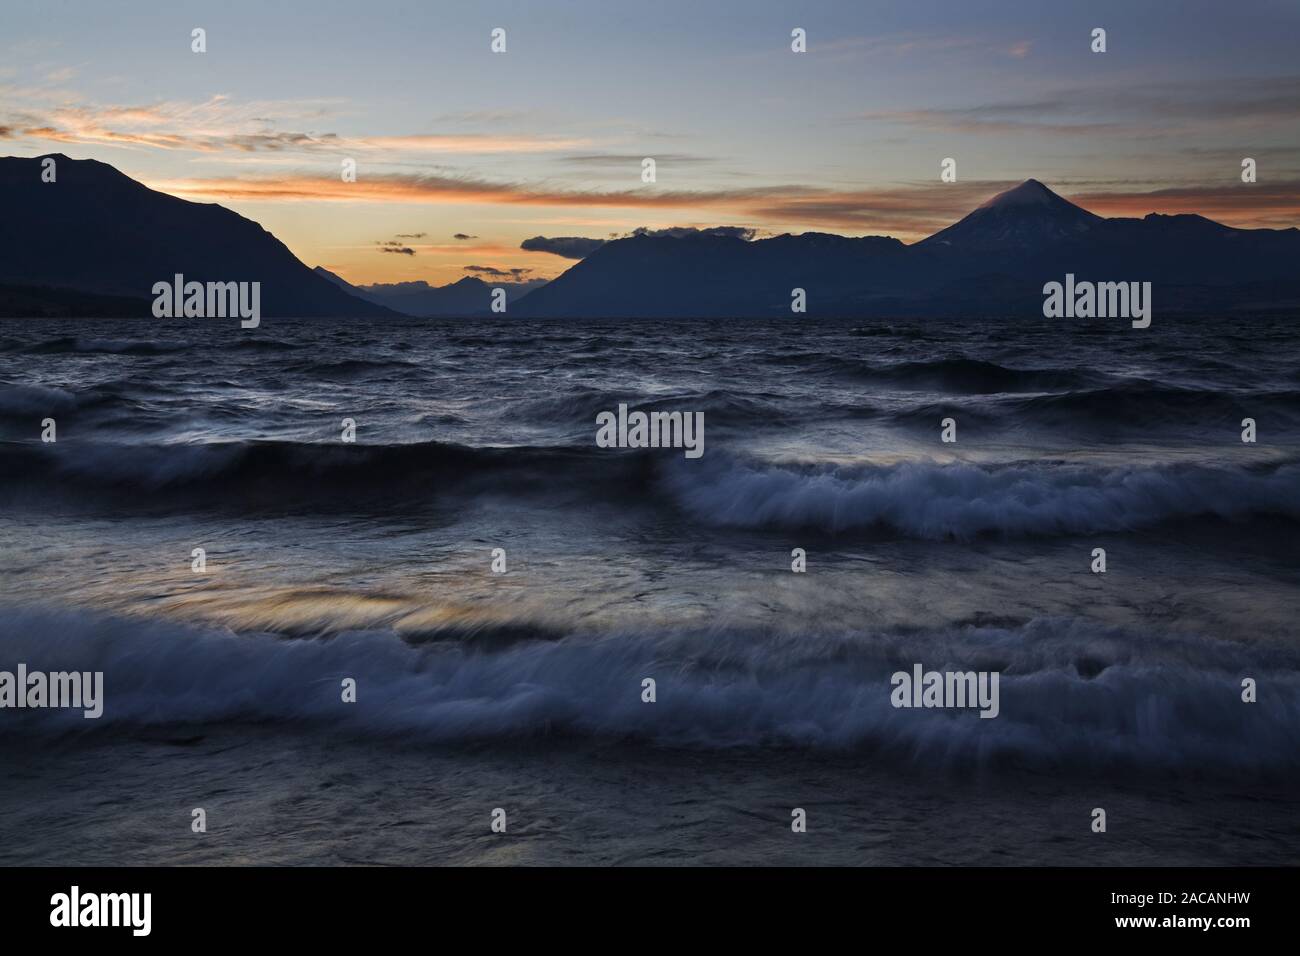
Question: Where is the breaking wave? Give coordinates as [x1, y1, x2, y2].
[3, 439, 1299, 536]
[2, 606, 1295, 774]
[664, 455, 1300, 537]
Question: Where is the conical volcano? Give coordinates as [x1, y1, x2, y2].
[919, 179, 1103, 249]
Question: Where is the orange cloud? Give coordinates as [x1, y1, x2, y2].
[150, 172, 808, 208]
[150, 172, 1300, 240]
[1070, 182, 1300, 230]
[148, 172, 1006, 240]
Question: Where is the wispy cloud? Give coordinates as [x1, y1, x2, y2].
[859, 108, 1121, 137]
[1071, 181, 1300, 229]
[805, 32, 1035, 61]
[148, 170, 802, 208]
[558, 152, 717, 167]
[148, 170, 1299, 236]
[860, 76, 1300, 137]
[147, 171, 1007, 238]
[0, 92, 589, 155]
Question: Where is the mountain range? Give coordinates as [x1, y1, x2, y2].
[313, 268, 543, 317]
[515, 179, 1300, 317]
[3, 154, 1297, 319]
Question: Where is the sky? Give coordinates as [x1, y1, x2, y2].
[2, 0, 1298, 286]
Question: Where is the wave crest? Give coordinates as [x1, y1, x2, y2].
[663, 456, 1300, 537]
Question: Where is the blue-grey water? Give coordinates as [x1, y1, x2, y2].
[1, 314, 1298, 865]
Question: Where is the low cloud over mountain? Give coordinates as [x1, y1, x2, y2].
[522, 226, 758, 260]
[521, 236, 608, 259]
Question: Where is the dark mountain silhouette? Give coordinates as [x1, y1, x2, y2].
[515, 231, 913, 317]
[516, 180, 1300, 317]
[314, 268, 542, 317]
[0, 154, 393, 317]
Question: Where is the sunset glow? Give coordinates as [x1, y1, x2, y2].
[3, 0, 1297, 284]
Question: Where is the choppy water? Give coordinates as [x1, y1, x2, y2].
[1, 314, 1298, 864]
